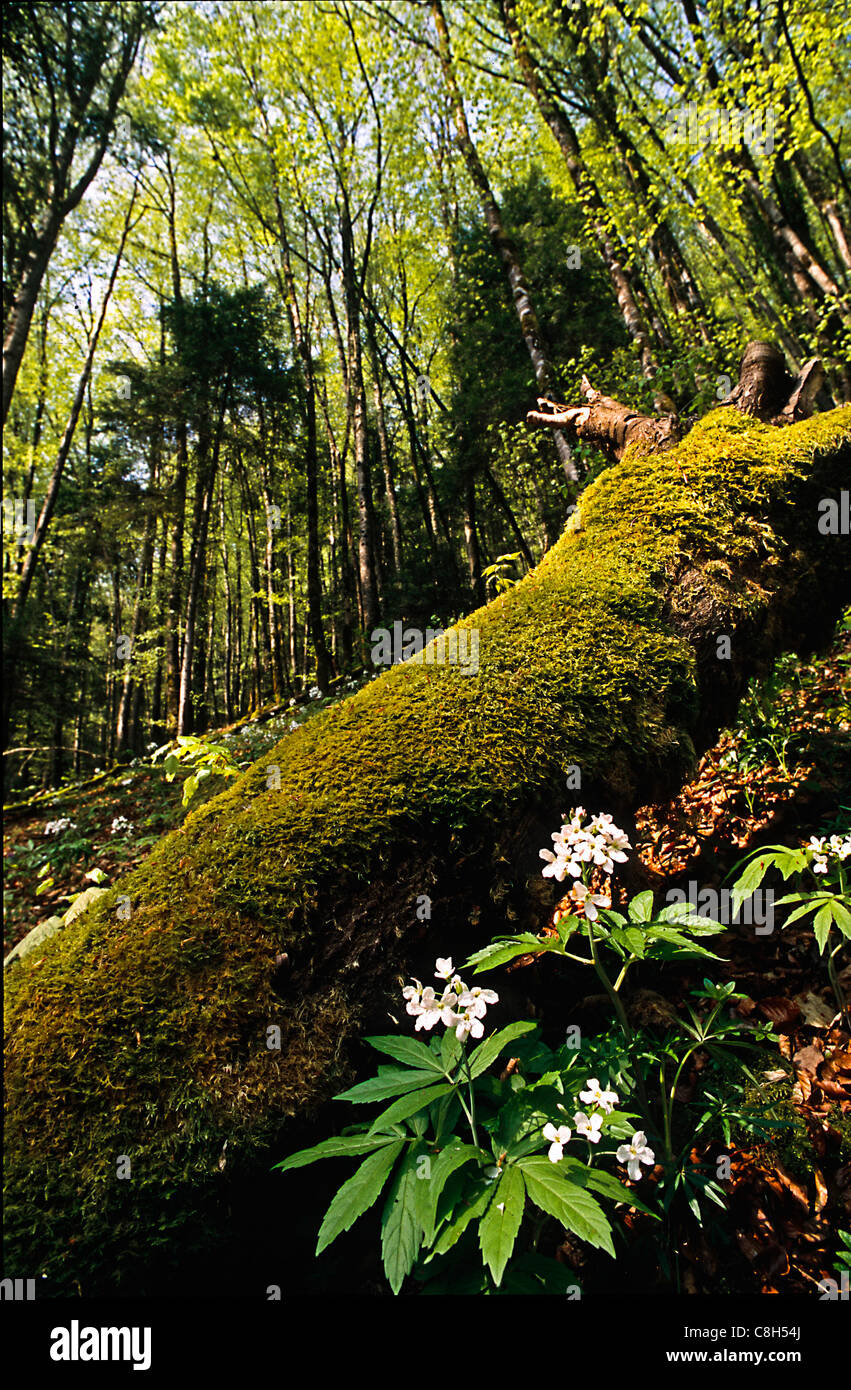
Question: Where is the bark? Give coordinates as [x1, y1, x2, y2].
[527, 342, 827, 457]
[115, 512, 155, 752]
[341, 208, 380, 632]
[6, 351, 849, 1295]
[277, 214, 332, 690]
[177, 378, 229, 735]
[164, 158, 189, 737]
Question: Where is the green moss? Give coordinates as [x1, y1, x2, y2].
[4, 406, 850, 1291]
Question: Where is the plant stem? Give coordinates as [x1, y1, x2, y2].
[584, 917, 654, 1128]
[463, 1051, 479, 1149]
[827, 940, 849, 1029]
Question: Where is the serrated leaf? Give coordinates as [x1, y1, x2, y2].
[432, 1184, 493, 1255]
[381, 1151, 423, 1294]
[518, 1157, 615, 1255]
[575, 1164, 655, 1216]
[367, 1082, 455, 1135]
[466, 935, 561, 973]
[316, 1140, 404, 1254]
[478, 1165, 525, 1286]
[813, 904, 833, 953]
[364, 1035, 445, 1072]
[466, 1021, 538, 1079]
[274, 1134, 393, 1172]
[334, 1068, 443, 1104]
[417, 1141, 481, 1244]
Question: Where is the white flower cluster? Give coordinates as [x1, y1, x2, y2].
[808, 833, 851, 874]
[44, 818, 76, 836]
[111, 817, 134, 835]
[403, 957, 498, 1041]
[539, 808, 631, 919]
[540, 808, 631, 882]
[543, 1078, 620, 1161]
[308, 685, 321, 700]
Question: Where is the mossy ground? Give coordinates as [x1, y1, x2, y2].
[4, 407, 850, 1293]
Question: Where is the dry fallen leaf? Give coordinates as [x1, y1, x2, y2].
[758, 996, 801, 1029]
[794, 992, 836, 1029]
[793, 1044, 825, 1074]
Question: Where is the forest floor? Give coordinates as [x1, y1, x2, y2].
[3, 629, 850, 1296]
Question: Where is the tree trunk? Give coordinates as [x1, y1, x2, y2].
[499, 0, 657, 377]
[5, 351, 850, 1295]
[432, 0, 577, 481]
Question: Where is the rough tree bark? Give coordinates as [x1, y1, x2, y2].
[4, 345, 849, 1293]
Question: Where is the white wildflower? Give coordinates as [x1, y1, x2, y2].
[457, 985, 498, 1019]
[579, 1078, 619, 1113]
[569, 880, 611, 921]
[574, 1111, 604, 1144]
[616, 1132, 656, 1182]
[44, 818, 75, 836]
[543, 1122, 572, 1163]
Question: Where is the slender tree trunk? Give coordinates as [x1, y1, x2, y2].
[115, 514, 154, 752]
[342, 208, 380, 632]
[500, 0, 657, 376]
[432, 0, 577, 481]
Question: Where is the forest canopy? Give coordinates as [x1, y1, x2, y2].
[3, 0, 850, 783]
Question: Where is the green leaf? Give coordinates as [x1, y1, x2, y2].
[655, 903, 723, 931]
[381, 1151, 424, 1294]
[572, 1162, 656, 1216]
[813, 904, 833, 953]
[334, 1069, 444, 1104]
[365, 1035, 445, 1072]
[478, 1165, 525, 1286]
[467, 1021, 538, 1079]
[466, 935, 562, 973]
[316, 1140, 404, 1254]
[628, 890, 654, 922]
[432, 1184, 493, 1255]
[829, 898, 851, 935]
[775, 899, 819, 926]
[611, 926, 646, 958]
[518, 1157, 615, 1255]
[441, 1025, 462, 1072]
[274, 1134, 393, 1172]
[417, 1140, 481, 1244]
[367, 1083, 455, 1135]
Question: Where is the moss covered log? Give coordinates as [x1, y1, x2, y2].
[4, 407, 851, 1292]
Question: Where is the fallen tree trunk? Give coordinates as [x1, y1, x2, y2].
[4, 360, 850, 1292]
[526, 343, 831, 461]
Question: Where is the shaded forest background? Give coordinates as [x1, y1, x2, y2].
[4, 0, 850, 794]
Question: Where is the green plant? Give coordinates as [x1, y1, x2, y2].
[465, 809, 780, 1286]
[834, 1231, 851, 1277]
[728, 831, 851, 1025]
[151, 736, 241, 807]
[275, 960, 654, 1294]
[480, 551, 524, 598]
